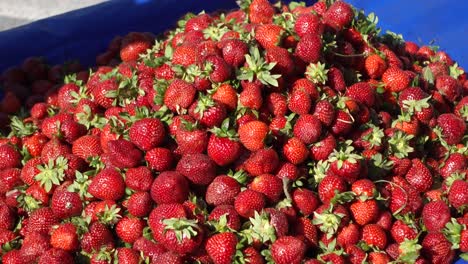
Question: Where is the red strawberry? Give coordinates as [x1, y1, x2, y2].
[337, 223, 360, 248]
[50, 223, 79, 251]
[107, 139, 143, 168]
[212, 83, 238, 111]
[440, 153, 466, 178]
[152, 251, 183, 264]
[390, 219, 418, 244]
[293, 114, 322, 144]
[205, 232, 238, 264]
[125, 166, 154, 192]
[116, 247, 141, 264]
[318, 175, 347, 203]
[288, 88, 311, 115]
[382, 67, 410, 92]
[151, 171, 189, 204]
[221, 39, 248, 67]
[176, 153, 217, 185]
[208, 205, 241, 231]
[435, 75, 462, 101]
[0, 168, 22, 194]
[422, 201, 451, 232]
[21, 231, 51, 262]
[330, 110, 354, 136]
[81, 222, 115, 253]
[164, 79, 197, 112]
[251, 174, 283, 203]
[283, 137, 309, 165]
[206, 175, 242, 206]
[238, 120, 269, 151]
[295, 33, 322, 64]
[345, 82, 376, 107]
[292, 188, 320, 216]
[116, 216, 145, 243]
[295, 13, 323, 37]
[421, 232, 455, 264]
[405, 158, 433, 192]
[88, 168, 125, 200]
[120, 32, 152, 62]
[249, 0, 274, 24]
[323, 1, 354, 31]
[244, 148, 279, 176]
[145, 147, 174, 172]
[437, 113, 466, 145]
[0, 144, 21, 170]
[205, 55, 232, 83]
[38, 248, 74, 264]
[0, 205, 16, 230]
[362, 224, 387, 250]
[176, 123, 208, 154]
[271, 236, 306, 264]
[127, 192, 153, 217]
[72, 135, 102, 161]
[365, 54, 387, 79]
[448, 179, 468, 210]
[189, 95, 227, 128]
[350, 199, 379, 226]
[234, 189, 266, 218]
[172, 45, 199, 67]
[51, 186, 83, 219]
[129, 118, 166, 151]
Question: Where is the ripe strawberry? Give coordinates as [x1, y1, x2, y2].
[382, 67, 410, 92]
[390, 219, 417, 244]
[337, 223, 360, 248]
[234, 189, 266, 218]
[283, 137, 309, 165]
[251, 174, 283, 203]
[448, 179, 468, 210]
[212, 83, 238, 111]
[239, 81, 263, 110]
[151, 171, 189, 204]
[72, 135, 102, 161]
[164, 79, 197, 112]
[295, 13, 323, 37]
[116, 216, 145, 243]
[255, 24, 284, 49]
[205, 55, 232, 83]
[330, 110, 354, 136]
[50, 223, 79, 251]
[244, 148, 279, 176]
[125, 166, 153, 191]
[152, 251, 183, 264]
[435, 75, 462, 101]
[189, 96, 227, 128]
[362, 224, 387, 250]
[422, 201, 451, 232]
[38, 248, 74, 264]
[127, 191, 153, 217]
[0, 168, 22, 194]
[249, 0, 274, 24]
[0, 205, 16, 230]
[0, 144, 21, 170]
[238, 120, 269, 151]
[107, 139, 143, 168]
[81, 222, 115, 253]
[21, 231, 51, 262]
[440, 153, 467, 178]
[421, 232, 455, 264]
[120, 32, 152, 62]
[208, 205, 241, 231]
[350, 199, 379, 226]
[116, 247, 141, 264]
[172, 45, 199, 67]
[271, 236, 306, 264]
[88, 168, 125, 200]
[405, 158, 433, 192]
[323, 1, 354, 31]
[365, 54, 387, 79]
[288, 88, 311, 115]
[175, 123, 209, 154]
[345, 82, 376, 107]
[176, 153, 217, 185]
[292, 188, 320, 216]
[206, 175, 242, 206]
[437, 113, 466, 145]
[293, 114, 322, 144]
[51, 186, 83, 219]
[295, 33, 322, 64]
[205, 232, 238, 264]
[318, 175, 347, 203]
[129, 117, 166, 151]
[145, 147, 174, 172]
[221, 39, 248, 68]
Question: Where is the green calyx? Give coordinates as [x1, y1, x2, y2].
[97, 204, 122, 225]
[398, 238, 422, 263]
[227, 169, 248, 185]
[387, 131, 414, 159]
[194, 93, 216, 119]
[443, 218, 464, 249]
[246, 211, 277, 244]
[361, 125, 385, 148]
[402, 96, 431, 116]
[203, 23, 230, 42]
[8, 116, 37, 138]
[449, 63, 464, 79]
[328, 141, 362, 169]
[313, 206, 345, 239]
[237, 46, 281, 87]
[67, 170, 94, 200]
[75, 104, 107, 129]
[309, 160, 331, 186]
[163, 218, 200, 242]
[305, 62, 329, 85]
[35, 156, 68, 192]
[210, 118, 239, 140]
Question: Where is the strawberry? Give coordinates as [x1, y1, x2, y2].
[239, 82, 263, 110]
[107, 139, 143, 168]
[318, 175, 347, 203]
[212, 83, 238, 111]
[436, 113, 466, 145]
[116, 247, 141, 264]
[435, 75, 462, 101]
[288, 88, 311, 115]
[330, 110, 354, 136]
[176, 153, 217, 185]
[21, 231, 51, 262]
[244, 148, 279, 176]
[0, 144, 21, 170]
[37, 248, 74, 264]
[172, 45, 199, 67]
[81, 222, 115, 253]
[221, 39, 248, 68]
[293, 114, 322, 144]
[127, 192, 153, 217]
[448, 179, 468, 210]
[295, 13, 323, 37]
[249, 0, 275, 24]
[88, 168, 125, 200]
[175, 122, 208, 154]
[205, 232, 238, 264]
[255, 24, 284, 49]
[72, 135, 102, 161]
[345, 82, 376, 107]
[238, 120, 269, 151]
[116, 216, 145, 243]
[382, 67, 410, 92]
[283, 137, 309, 165]
[206, 175, 242, 206]
[120, 32, 152, 62]
[266, 46, 295, 76]
[362, 224, 387, 250]
[152, 251, 183, 264]
[125, 166, 154, 192]
[405, 158, 433, 192]
[189, 94, 227, 128]
[365, 54, 387, 79]
[440, 153, 467, 178]
[145, 147, 174, 172]
[129, 117, 166, 151]
[208, 205, 242, 231]
[251, 174, 283, 203]
[0, 205, 16, 230]
[422, 201, 451, 232]
[0, 168, 22, 194]
[350, 199, 379, 226]
[323, 1, 354, 31]
[271, 236, 306, 264]
[50, 223, 79, 251]
[164, 79, 197, 112]
[337, 223, 360, 248]
[151, 171, 189, 204]
[328, 143, 362, 183]
[205, 55, 232, 83]
[295, 33, 322, 64]
[51, 185, 83, 219]
[313, 100, 336, 127]
[234, 189, 266, 218]
[421, 232, 455, 264]
[292, 188, 320, 216]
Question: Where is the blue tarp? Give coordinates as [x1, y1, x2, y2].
[0, 1, 466, 262]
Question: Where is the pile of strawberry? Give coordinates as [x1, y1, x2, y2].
[0, 0, 467, 263]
